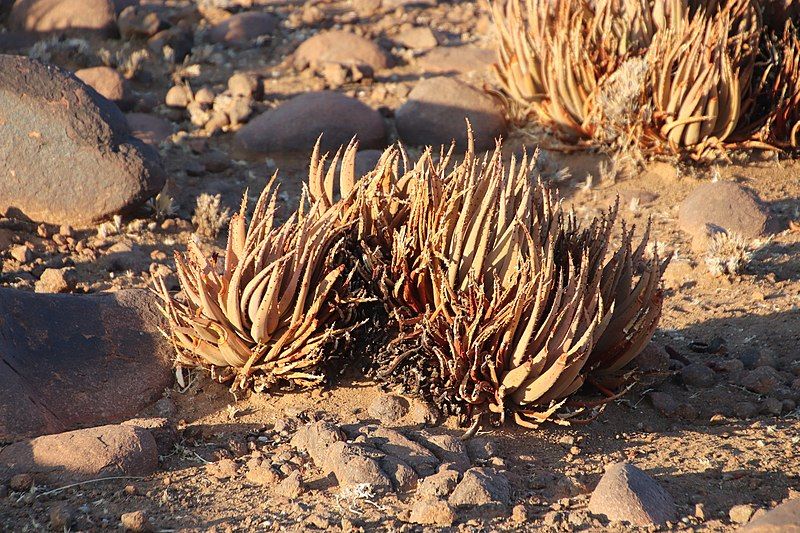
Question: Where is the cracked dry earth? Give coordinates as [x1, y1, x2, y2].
[1, 0, 800, 531]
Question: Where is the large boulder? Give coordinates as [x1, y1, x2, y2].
[8, 0, 117, 37]
[0, 288, 174, 441]
[236, 91, 386, 154]
[0, 424, 159, 485]
[0, 55, 165, 226]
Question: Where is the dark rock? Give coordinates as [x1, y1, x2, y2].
[147, 28, 193, 63]
[465, 436, 498, 462]
[678, 182, 775, 247]
[649, 391, 678, 417]
[358, 426, 439, 477]
[122, 418, 177, 455]
[294, 30, 391, 71]
[636, 342, 670, 374]
[741, 366, 785, 395]
[0, 288, 174, 440]
[209, 12, 277, 45]
[740, 498, 800, 532]
[367, 393, 408, 423]
[419, 433, 471, 473]
[0, 55, 164, 226]
[449, 467, 511, 508]
[681, 363, 716, 388]
[49, 502, 75, 529]
[0, 424, 158, 484]
[9, 0, 116, 37]
[378, 453, 418, 492]
[236, 91, 386, 154]
[9, 472, 33, 491]
[588, 462, 676, 525]
[395, 77, 506, 151]
[733, 401, 759, 419]
[416, 468, 459, 499]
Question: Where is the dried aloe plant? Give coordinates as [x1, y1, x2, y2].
[761, 22, 800, 148]
[156, 159, 360, 391]
[367, 137, 665, 427]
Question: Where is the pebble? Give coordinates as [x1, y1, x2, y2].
[367, 393, 409, 424]
[49, 502, 75, 530]
[120, 510, 153, 532]
[277, 470, 304, 498]
[681, 363, 716, 388]
[409, 498, 456, 526]
[165, 85, 191, 108]
[730, 504, 756, 524]
[74, 66, 130, 108]
[8, 473, 34, 492]
[35, 267, 78, 293]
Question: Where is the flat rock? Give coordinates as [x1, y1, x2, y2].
[294, 29, 391, 71]
[396, 77, 506, 151]
[417, 44, 494, 75]
[0, 288, 174, 441]
[209, 11, 278, 44]
[0, 55, 165, 226]
[588, 462, 676, 525]
[9, 0, 117, 36]
[126, 113, 174, 146]
[678, 182, 774, 247]
[74, 66, 131, 108]
[236, 91, 386, 154]
[740, 498, 800, 532]
[449, 467, 511, 508]
[0, 424, 158, 485]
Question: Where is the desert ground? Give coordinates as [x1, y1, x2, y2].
[0, 0, 799, 532]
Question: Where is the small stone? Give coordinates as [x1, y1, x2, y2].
[717, 359, 745, 373]
[121, 510, 153, 532]
[294, 30, 391, 72]
[209, 12, 278, 45]
[511, 503, 527, 523]
[409, 400, 440, 426]
[277, 470, 304, 498]
[74, 66, 130, 108]
[416, 469, 459, 499]
[321, 62, 348, 88]
[125, 113, 173, 147]
[153, 397, 177, 418]
[194, 87, 215, 106]
[35, 267, 78, 293]
[695, 503, 706, 520]
[649, 391, 678, 417]
[9, 473, 34, 492]
[681, 363, 716, 388]
[761, 397, 783, 415]
[49, 502, 75, 530]
[165, 85, 191, 108]
[588, 462, 676, 525]
[9, 244, 32, 263]
[448, 467, 510, 508]
[409, 498, 456, 526]
[741, 366, 785, 395]
[367, 394, 409, 423]
[118, 5, 162, 39]
[206, 458, 238, 481]
[730, 504, 755, 524]
[393, 27, 439, 50]
[636, 342, 670, 373]
[734, 401, 759, 419]
[228, 72, 262, 100]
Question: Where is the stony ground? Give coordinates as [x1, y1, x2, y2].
[1, 0, 800, 531]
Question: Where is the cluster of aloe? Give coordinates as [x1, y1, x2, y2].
[493, 0, 800, 158]
[157, 135, 667, 427]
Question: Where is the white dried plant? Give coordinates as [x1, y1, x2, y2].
[192, 193, 231, 238]
[29, 37, 91, 64]
[704, 232, 753, 277]
[151, 192, 177, 220]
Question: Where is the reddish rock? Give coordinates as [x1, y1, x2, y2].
[0, 424, 158, 484]
[236, 91, 386, 154]
[0, 289, 174, 441]
[74, 66, 130, 108]
[209, 11, 277, 44]
[395, 77, 506, 151]
[393, 27, 439, 51]
[0, 55, 164, 226]
[118, 5, 163, 39]
[740, 498, 800, 532]
[588, 462, 676, 525]
[294, 30, 391, 72]
[410, 498, 456, 526]
[9, 0, 116, 36]
[125, 113, 174, 146]
[34, 267, 78, 293]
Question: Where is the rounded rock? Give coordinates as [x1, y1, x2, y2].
[294, 29, 391, 72]
[9, 0, 116, 36]
[236, 91, 386, 154]
[74, 66, 130, 107]
[367, 393, 409, 424]
[125, 113, 174, 147]
[588, 462, 676, 526]
[395, 77, 506, 151]
[121, 510, 153, 532]
[209, 12, 278, 45]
